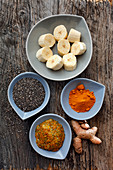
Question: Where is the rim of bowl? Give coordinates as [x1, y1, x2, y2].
[26, 14, 93, 81]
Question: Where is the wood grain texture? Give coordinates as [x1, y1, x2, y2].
[0, 0, 113, 170]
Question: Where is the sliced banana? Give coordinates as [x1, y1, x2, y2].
[67, 28, 81, 42]
[57, 39, 70, 56]
[53, 25, 67, 41]
[63, 53, 77, 71]
[36, 47, 53, 62]
[46, 54, 63, 70]
[71, 42, 86, 55]
[38, 33, 55, 47]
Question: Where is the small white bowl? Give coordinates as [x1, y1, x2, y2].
[29, 113, 72, 159]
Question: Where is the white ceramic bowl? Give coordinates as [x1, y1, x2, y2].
[26, 14, 92, 81]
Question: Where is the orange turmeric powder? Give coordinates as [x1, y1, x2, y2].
[69, 84, 96, 112]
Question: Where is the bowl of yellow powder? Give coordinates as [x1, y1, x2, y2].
[61, 78, 105, 120]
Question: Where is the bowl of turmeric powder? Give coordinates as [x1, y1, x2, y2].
[61, 78, 105, 120]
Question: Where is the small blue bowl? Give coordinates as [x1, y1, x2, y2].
[61, 78, 105, 120]
[29, 113, 72, 159]
[8, 72, 50, 120]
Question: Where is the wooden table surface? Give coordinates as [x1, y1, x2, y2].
[0, 0, 113, 170]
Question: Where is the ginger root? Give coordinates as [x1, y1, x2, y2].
[78, 120, 90, 129]
[71, 120, 102, 154]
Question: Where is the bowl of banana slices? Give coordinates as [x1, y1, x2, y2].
[26, 14, 92, 81]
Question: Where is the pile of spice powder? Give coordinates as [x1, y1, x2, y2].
[69, 84, 96, 112]
[13, 78, 45, 112]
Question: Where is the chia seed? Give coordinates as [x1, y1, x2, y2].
[13, 78, 45, 112]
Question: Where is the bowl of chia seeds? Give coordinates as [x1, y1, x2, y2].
[8, 72, 50, 120]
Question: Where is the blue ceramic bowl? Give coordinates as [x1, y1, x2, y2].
[7, 72, 50, 120]
[61, 78, 105, 120]
[29, 113, 72, 159]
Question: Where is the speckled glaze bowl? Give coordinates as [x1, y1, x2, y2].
[61, 78, 105, 120]
[7, 72, 50, 120]
[29, 113, 72, 159]
[26, 14, 92, 81]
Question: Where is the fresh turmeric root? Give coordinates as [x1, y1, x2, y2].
[71, 120, 102, 154]
[78, 120, 90, 129]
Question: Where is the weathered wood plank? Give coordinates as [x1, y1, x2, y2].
[0, 0, 113, 170]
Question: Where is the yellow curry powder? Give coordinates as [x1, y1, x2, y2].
[69, 84, 96, 112]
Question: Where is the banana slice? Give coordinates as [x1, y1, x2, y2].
[67, 29, 81, 42]
[38, 33, 55, 47]
[63, 53, 77, 71]
[46, 55, 63, 70]
[71, 42, 86, 55]
[36, 47, 53, 62]
[57, 39, 70, 56]
[53, 25, 67, 41]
